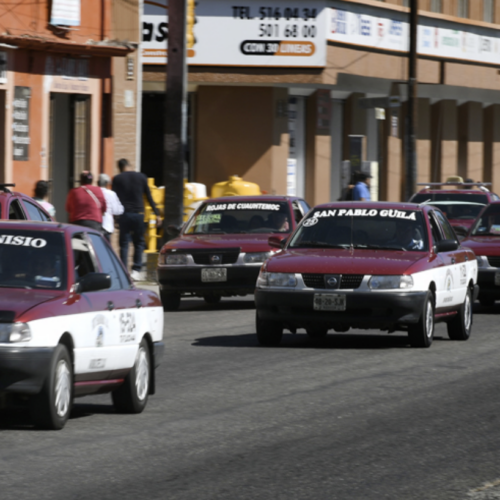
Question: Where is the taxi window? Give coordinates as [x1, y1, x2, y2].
[411, 192, 488, 204]
[72, 235, 97, 281]
[88, 233, 130, 290]
[0, 230, 66, 290]
[23, 200, 44, 221]
[290, 208, 428, 252]
[184, 201, 292, 235]
[434, 210, 458, 241]
[427, 213, 441, 246]
[471, 204, 500, 236]
[9, 200, 26, 220]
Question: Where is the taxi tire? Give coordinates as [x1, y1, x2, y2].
[256, 313, 283, 346]
[31, 344, 73, 430]
[112, 338, 150, 414]
[161, 291, 181, 311]
[408, 291, 435, 348]
[447, 289, 472, 341]
[204, 295, 221, 305]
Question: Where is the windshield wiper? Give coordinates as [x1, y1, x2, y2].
[293, 241, 350, 249]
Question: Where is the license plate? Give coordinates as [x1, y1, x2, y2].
[495, 271, 500, 286]
[201, 268, 227, 282]
[313, 293, 346, 311]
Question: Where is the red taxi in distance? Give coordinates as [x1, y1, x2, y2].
[462, 202, 500, 306]
[0, 184, 53, 221]
[157, 195, 310, 310]
[255, 202, 478, 348]
[0, 221, 164, 430]
[409, 182, 498, 237]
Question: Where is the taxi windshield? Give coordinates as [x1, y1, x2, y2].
[184, 201, 292, 235]
[289, 208, 428, 252]
[424, 201, 485, 221]
[412, 192, 489, 204]
[471, 205, 500, 236]
[0, 231, 66, 290]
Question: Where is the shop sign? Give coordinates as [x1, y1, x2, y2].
[143, 0, 327, 67]
[50, 0, 80, 26]
[328, 2, 500, 65]
[12, 87, 31, 162]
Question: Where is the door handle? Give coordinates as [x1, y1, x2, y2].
[136, 299, 142, 308]
[107, 301, 114, 311]
[465, 255, 468, 261]
[451, 257, 456, 264]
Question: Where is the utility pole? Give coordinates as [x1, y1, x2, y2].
[405, 0, 418, 201]
[163, 0, 187, 240]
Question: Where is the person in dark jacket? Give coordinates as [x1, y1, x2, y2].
[65, 171, 106, 231]
[112, 158, 161, 281]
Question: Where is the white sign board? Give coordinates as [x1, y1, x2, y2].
[50, 0, 81, 26]
[143, 0, 327, 67]
[287, 158, 297, 196]
[328, 5, 500, 65]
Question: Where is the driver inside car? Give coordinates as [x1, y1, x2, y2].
[388, 220, 424, 250]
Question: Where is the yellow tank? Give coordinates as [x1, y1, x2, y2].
[183, 179, 208, 222]
[143, 178, 165, 253]
[211, 175, 261, 198]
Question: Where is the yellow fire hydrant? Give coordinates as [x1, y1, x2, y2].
[144, 178, 164, 253]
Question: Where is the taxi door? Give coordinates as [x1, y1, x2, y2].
[87, 233, 143, 375]
[430, 210, 465, 309]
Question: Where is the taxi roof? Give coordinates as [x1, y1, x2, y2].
[0, 220, 101, 235]
[205, 195, 302, 204]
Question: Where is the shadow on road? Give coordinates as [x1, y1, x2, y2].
[474, 303, 500, 315]
[168, 298, 256, 313]
[70, 403, 116, 419]
[193, 331, 452, 349]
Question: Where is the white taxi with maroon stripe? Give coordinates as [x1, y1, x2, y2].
[255, 202, 478, 348]
[0, 221, 164, 429]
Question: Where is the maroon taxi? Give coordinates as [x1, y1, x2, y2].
[0, 184, 53, 221]
[157, 195, 310, 310]
[0, 221, 164, 430]
[409, 182, 498, 237]
[255, 202, 478, 348]
[462, 201, 500, 306]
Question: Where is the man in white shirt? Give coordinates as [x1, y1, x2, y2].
[98, 174, 124, 242]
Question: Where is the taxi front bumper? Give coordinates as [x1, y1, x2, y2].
[255, 289, 428, 330]
[157, 266, 260, 296]
[0, 346, 54, 395]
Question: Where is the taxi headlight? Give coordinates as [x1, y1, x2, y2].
[369, 275, 413, 290]
[257, 271, 297, 288]
[476, 256, 488, 267]
[243, 252, 271, 264]
[164, 253, 189, 265]
[0, 323, 32, 343]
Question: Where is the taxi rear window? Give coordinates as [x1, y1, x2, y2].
[184, 201, 292, 235]
[471, 205, 500, 236]
[411, 193, 488, 204]
[0, 231, 66, 290]
[290, 208, 428, 252]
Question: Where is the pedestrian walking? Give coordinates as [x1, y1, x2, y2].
[33, 180, 56, 219]
[112, 158, 161, 281]
[98, 173, 124, 242]
[65, 171, 106, 231]
[352, 172, 372, 201]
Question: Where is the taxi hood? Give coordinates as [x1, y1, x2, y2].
[0, 289, 63, 321]
[165, 233, 283, 253]
[266, 248, 427, 275]
[461, 235, 500, 255]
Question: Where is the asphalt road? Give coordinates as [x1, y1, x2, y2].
[3, 295, 500, 500]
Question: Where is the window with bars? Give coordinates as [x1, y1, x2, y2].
[484, 0, 494, 22]
[457, 0, 469, 18]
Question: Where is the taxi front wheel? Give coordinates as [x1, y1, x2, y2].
[256, 313, 283, 346]
[447, 289, 472, 341]
[161, 291, 181, 311]
[112, 338, 150, 414]
[408, 291, 435, 348]
[31, 344, 73, 430]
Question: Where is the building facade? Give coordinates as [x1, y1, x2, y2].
[141, 0, 500, 205]
[0, 0, 134, 221]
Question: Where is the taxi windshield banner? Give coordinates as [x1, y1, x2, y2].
[308, 208, 417, 220]
[205, 202, 282, 211]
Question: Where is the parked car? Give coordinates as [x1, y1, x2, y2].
[255, 202, 478, 348]
[0, 183, 54, 221]
[157, 195, 311, 310]
[409, 181, 498, 237]
[462, 201, 500, 306]
[0, 221, 164, 429]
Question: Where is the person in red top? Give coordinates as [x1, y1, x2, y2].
[65, 171, 107, 232]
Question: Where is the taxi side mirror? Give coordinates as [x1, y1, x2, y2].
[77, 273, 111, 293]
[167, 225, 181, 237]
[435, 239, 459, 253]
[268, 235, 288, 249]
